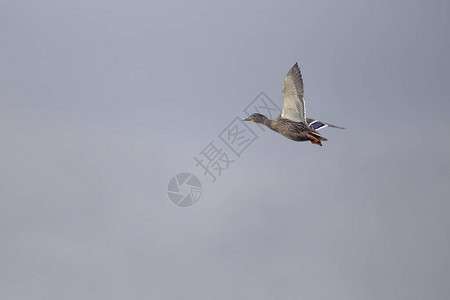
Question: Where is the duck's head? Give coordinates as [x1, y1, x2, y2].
[242, 113, 268, 124]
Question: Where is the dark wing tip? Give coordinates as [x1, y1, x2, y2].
[287, 62, 303, 81]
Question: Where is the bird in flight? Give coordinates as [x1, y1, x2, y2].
[243, 63, 344, 146]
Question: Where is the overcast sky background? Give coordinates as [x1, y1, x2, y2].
[1, 0, 450, 299]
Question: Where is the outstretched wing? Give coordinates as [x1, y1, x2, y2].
[307, 118, 345, 131]
[281, 63, 306, 123]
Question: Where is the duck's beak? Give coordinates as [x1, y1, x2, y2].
[242, 117, 250, 121]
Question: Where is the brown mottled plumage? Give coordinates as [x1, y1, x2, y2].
[243, 113, 326, 146]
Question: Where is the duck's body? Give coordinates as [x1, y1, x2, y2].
[243, 114, 326, 145]
[243, 63, 343, 146]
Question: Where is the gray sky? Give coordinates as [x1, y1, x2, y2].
[1, 0, 450, 299]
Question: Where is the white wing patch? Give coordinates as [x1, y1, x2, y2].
[281, 63, 306, 123]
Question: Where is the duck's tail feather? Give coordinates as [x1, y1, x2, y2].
[309, 131, 328, 141]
